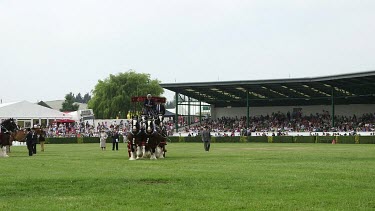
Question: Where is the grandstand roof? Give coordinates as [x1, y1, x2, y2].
[161, 70, 375, 107]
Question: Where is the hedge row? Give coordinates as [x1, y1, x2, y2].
[45, 136, 124, 144]
[42, 135, 374, 144]
[169, 136, 375, 144]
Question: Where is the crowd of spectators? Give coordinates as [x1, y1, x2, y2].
[40, 110, 375, 138]
[182, 111, 375, 137]
[44, 120, 127, 138]
[44, 118, 177, 138]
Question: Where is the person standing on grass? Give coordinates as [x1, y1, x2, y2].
[39, 129, 46, 152]
[112, 129, 119, 151]
[31, 127, 38, 154]
[202, 126, 211, 152]
[100, 130, 108, 150]
[26, 128, 37, 156]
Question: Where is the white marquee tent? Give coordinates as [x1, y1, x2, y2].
[0, 101, 72, 128]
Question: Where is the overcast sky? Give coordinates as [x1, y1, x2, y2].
[1, 0, 375, 103]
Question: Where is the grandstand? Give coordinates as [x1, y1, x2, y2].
[161, 71, 375, 135]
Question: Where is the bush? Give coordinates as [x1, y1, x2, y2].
[355, 135, 360, 144]
[210, 136, 239, 143]
[167, 137, 180, 143]
[240, 136, 247, 143]
[336, 136, 355, 144]
[83, 137, 100, 143]
[316, 136, 335, 143]
[359, 136, 375, 144]
[267, 136, 273, 143]
[184, 136, 202, 143]
[272, 136, 293, 143]
[293, 136, 316, 143]
[179, 136, 185, 142]
[46, 137, 77, 144]
[248, 136, 268, 143]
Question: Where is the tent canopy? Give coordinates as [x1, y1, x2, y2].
[0, 101, 72, 119]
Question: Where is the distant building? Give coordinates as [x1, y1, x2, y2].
[43, 100, 87, 111]
[43, 100, 93, 123]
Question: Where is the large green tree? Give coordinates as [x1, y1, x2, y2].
[88, 71, 164, 119]
[61, 92, 79, 112]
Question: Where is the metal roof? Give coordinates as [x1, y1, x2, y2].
[0, 101, 73, 119]
[161, 70, 375, 107]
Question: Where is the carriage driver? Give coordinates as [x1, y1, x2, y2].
[154, 100, 166, 125]
[155, 100, 166, 116]
[143, 94, 155, 116]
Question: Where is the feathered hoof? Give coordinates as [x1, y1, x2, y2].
[129, 157, 136, 161]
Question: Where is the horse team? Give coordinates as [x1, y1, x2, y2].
[127, 114, 168, 160]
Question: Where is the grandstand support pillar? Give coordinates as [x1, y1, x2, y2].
[188, 97, 191, 127]
[247, 90, 250, 129]
[175, 92, 179, 133]
[331, 87, 335, 128]
[199, 98, 202, 124]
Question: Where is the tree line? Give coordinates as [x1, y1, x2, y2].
[60, 92, 91, 112]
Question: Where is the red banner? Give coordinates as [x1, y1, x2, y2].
[131, 96, 166, 103]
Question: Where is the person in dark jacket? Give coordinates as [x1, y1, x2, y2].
[154, 101, 166, 115]
[112, 129, 120, 151]
[143, 94, 155, 116]
[26, 128, 38, 156]
[201, 126, 211, 152]
[154, 101, 166, 126]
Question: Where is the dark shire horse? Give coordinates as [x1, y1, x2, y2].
[1, 118, 18, 157]
[153, 114, 168, 158]
[127, 116, 140, 160]
[133, 115, 161, 160]
[143, 116, 159, 159]
[136, 115, 151, 159]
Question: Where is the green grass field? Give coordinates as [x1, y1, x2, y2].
[1, 142, 375, 210]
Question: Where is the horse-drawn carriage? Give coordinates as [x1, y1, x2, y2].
[127, 96, 168, 160]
